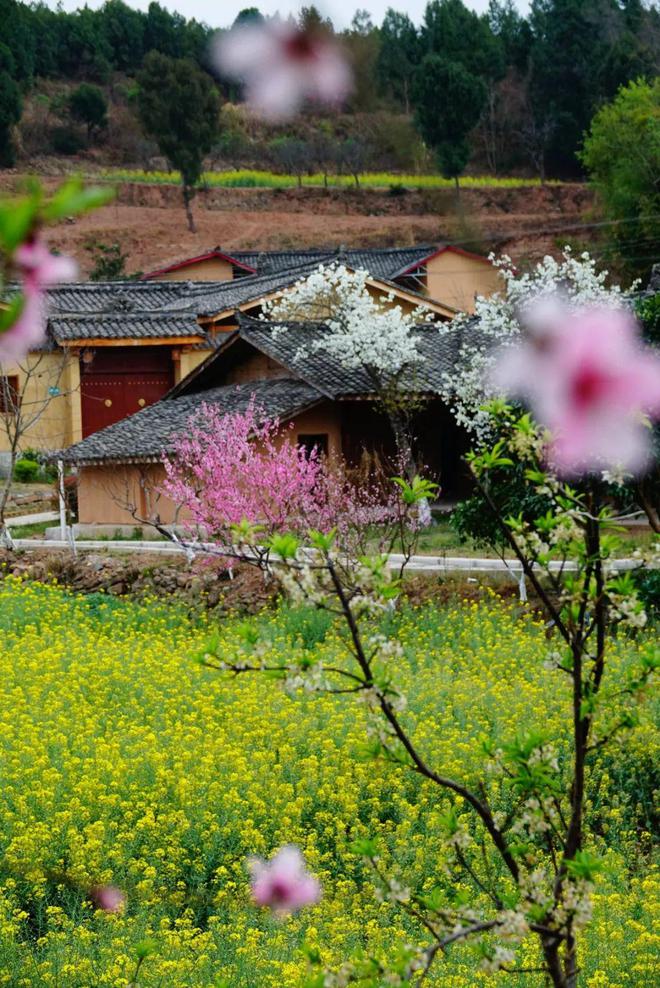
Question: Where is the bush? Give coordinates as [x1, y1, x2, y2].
[50, 125, 84, 156]
[632, 567, 660, 617]
[20, 448, 40, 463]
[14, 458, 40, 483]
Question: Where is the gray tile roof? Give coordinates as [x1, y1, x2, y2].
[167, 258, 342, 317]
[229, 247, 435, 280]
[60, 378, 322, 464]
[44, 281, 197, 314]
[49, 313, 206, 342]
[236, 315, 464, 398]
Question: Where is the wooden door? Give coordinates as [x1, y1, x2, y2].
[80, 348, 174, 438]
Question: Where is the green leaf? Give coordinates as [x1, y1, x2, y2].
[308, 528, 336, 552]
[0, 294, 24, 334]
[269, 533, 299, 560]
[349, 837, 379, 858]
[0, 196, 39, 253]
[42, 178, 114, 222]
[565, 850, 604, 882]
[134, 938, 158, 960]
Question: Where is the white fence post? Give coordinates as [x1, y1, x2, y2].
[57, 459, 67, 541]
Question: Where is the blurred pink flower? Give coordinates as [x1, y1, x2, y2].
[16, 238, 78, 289]
[213, 21, 352, 119]
[0, 237, 77, 364]
[248, 845, 321, 913]
[492, 304, 660, 475]
[90, 884, 126, 913]
[0, 286, 47, 363]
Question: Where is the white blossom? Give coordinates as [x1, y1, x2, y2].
[263, 263, 435, 382]
[438, 248, 631, 439]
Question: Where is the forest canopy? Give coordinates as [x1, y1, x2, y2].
[1, 0, 659, 180]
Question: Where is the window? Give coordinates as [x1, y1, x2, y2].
[298, 433, 329, 458]
[0, 376, 19, 414]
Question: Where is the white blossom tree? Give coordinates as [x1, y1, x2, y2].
[263, 263, 437, 481]
[438, 247, 631, 440]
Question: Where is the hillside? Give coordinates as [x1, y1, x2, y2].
[0, 174, 596, 277]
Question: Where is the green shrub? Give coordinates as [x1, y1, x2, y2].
[50, 126, 84, 155]
[632, 567, 660, 617]
[19, 448, 40, 463]
[14, 459, 39, 483]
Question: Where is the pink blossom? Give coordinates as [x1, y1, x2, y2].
[15, 238, 78, 289]
[213, 21, 352, 119]
[0, 286, 47, 363]
[0, 237, 77, 364]
[248, 845, 321, 913]
[161, 399, 405, 551]
[90, 884, 126, 913]
[493, 304, 660, 475]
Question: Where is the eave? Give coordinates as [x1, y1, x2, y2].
[57, 336, 209, 348]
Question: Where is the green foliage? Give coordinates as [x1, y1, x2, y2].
[13, 458, 39, 483]
[0, 43, 21, 168]
[422, 0, 505, 81]
[50, 125, 85, 156]
[453, 462, 552, 548]
[68, 83, 108, 138]
[581, 77, 660, 279]
[376, 10, 420, 112]
[135, 51, 219, 228]
[412, 55, 487, 182]
[87, 240, 128, 281]
[635, 292, 660, 344]
[0, 177, 113, 256]
[528, 0, 660, 178]
[632, 567, 660, 618]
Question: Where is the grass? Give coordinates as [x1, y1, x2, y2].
[5, 519, 52, 538]
[410, 517, 656, 558]
[0, 577, 656, 986]
[98, 168, 563, 191]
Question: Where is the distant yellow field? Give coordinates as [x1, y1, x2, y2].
[99, 168, 563, 190]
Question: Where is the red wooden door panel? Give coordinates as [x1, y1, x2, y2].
[80, 348, 174, 438]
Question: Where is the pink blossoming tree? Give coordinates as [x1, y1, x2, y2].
[161, 399, 426, 563]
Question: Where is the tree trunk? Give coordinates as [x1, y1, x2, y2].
[387, 407, 432, 528]
[454, 175, 460, 200]
[636, 477, 660, 532]
[542, 939, 569, 988]
[182, 185, 196, 233]
[0, 448, 18, 549]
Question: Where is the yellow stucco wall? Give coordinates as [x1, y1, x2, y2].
[149, 257, 234, 282]
[0, 351, 81, 454]
[426, 251, 501, 313]
[78, 464, 175, 525]
[175, 348, 213, 384]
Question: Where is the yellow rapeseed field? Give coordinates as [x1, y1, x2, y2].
[0, 577, 657, 987]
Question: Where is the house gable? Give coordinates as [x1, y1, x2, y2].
[141, 249, 257, 282]
[395, 246, 501, 314]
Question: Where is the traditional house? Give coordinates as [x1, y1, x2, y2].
[60, 312, 473, 530]
[1, 254, 457, 475]
[144, 244, 501, 314]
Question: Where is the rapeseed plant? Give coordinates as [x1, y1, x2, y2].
[0, 578, 656, 986]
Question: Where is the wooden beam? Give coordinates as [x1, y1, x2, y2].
[58, 336, 208, 348]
